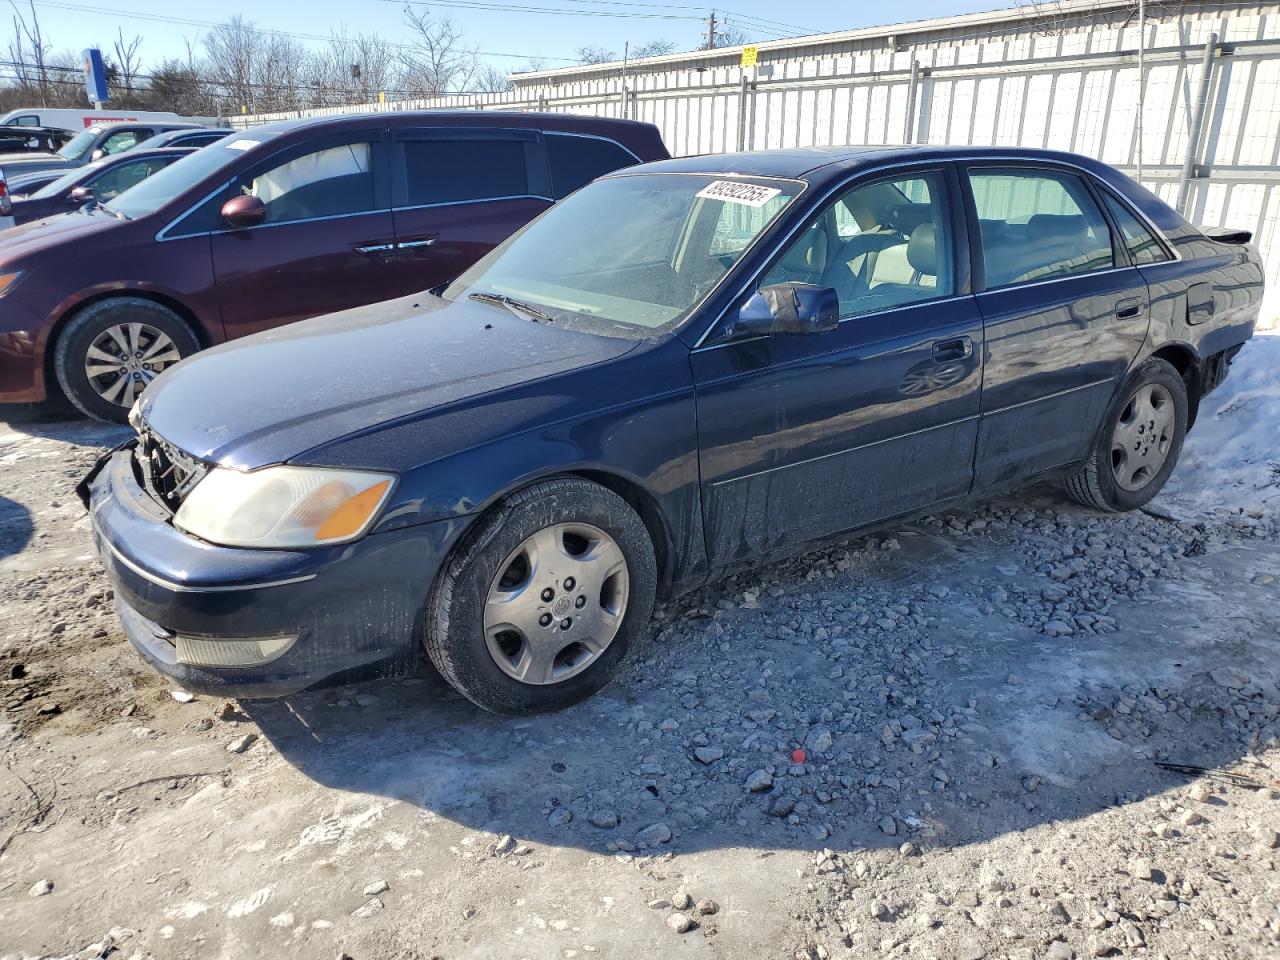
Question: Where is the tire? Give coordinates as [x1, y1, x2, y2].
[1064, 356, 1189, 512]
[425, 478, 657, 715]
[54, 297, 200, 422]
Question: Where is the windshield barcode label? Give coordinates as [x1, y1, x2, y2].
[696, 180, 782, 207]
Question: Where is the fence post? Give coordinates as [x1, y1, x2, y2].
[737, 70, 749, 151]
[903, 59, 920, 145]
[1177, 32, 1219, 216]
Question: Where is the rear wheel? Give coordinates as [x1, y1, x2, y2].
[425, 478, 657, 715]
[1064, 357, 1188, 512]
[54, 298, 200, 422]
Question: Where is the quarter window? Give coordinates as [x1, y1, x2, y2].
[968, 168, 1115, 287]
[400, 138, 528, 206]
[247, 142, 374, 225]
[762, 172, 954, 319]
[545, 133, 637, 199]
[101, 130, 145, 155]
[1101, 193, 1169, 265]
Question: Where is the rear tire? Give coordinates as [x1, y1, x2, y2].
[1064, 357, 1188, 512]
[425, 478, 657, 715]
[54, 298, 200, 422]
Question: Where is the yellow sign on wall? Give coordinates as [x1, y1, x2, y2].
[740, 46, 758, 67]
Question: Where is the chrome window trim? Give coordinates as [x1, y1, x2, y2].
[979, 265, 1135, 295]
[542, 129, 644, 165]
[154, 177, 235, 242]
[1093, 183, 1178, 265]
[206, 208, 386, 236]
[391, 194, 553, 213]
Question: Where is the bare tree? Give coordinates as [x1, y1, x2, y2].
[112, 28, 143, 97]
[631, 39, 675, 59]
[709, 25, 750, 48]
[471, 61, 513, 93]
[400, 5, 479, 96]
[575, 45, 615, 65]
[7, 0, 50, 104]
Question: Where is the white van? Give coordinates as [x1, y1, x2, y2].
[0, 108, 218, 130]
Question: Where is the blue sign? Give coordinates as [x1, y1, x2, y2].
[83, 48, 109, 104]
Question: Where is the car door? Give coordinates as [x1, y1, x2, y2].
[962, 163, 1150, 488]
[692, 164, 984, 567]
[389, 127, 551, 295]
[209, 131, 397, 340]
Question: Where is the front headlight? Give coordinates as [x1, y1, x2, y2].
[174, 465, 395, 549]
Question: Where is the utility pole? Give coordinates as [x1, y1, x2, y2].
[705, 10, 718, 50]
[1136, 0, 1145, 180]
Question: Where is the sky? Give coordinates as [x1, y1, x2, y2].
[19, 0, 1009, 76]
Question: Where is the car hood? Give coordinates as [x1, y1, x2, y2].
[0, 207, 119, 261]
[138, 292, 641, 469]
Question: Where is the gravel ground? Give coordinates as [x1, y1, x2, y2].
[1, 354, 1278, 959]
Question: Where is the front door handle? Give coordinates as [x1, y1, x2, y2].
[932, 335, 973, 363]
[1115, 297, 1143, 320]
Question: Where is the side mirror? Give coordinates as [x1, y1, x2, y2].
[69, 185, 95, 205]
[733, 282, 840, 337]
[90, 148, 106, 161]
[221, 194, 266, 229]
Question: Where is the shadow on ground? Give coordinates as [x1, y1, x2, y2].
[244, 498, 1280, 859]
[0, 496, 33, 559]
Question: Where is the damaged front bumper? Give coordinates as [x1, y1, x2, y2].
[83, 445, 460, 697]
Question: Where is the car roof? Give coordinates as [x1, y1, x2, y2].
[613, 145, 1122, 186]
[95, 147, 196, 162]
[242, 110, 660, 138]
[86, 121, 205, 134]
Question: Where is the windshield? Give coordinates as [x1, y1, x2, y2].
[444, 173, 802, 336]
[105, 133, 259, 220]
[56, 127, 100, 161]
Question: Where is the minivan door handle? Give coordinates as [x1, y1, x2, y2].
[932, 336, 973, 363]
[1115, 297, 1143, 320]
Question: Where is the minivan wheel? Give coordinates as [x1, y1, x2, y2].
[54, 298, 200, 422]
[1064, 357, 1188, 512]
[425, 478, 657, 715]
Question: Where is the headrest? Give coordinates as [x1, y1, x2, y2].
[906, 223, 937, 277]
[889, 202, 932, 235]
[1026, 213, 1088, 245]
[780, 224, 828, 275]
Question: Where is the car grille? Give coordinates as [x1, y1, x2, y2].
[133, 424, 209, 514]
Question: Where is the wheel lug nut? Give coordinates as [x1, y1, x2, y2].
[539, 613, 552, 627]
[575, 595, 586, 608]
[559, 618, 572, 630]
[541, 587, 554, 601]
[563, 576, 575, 590]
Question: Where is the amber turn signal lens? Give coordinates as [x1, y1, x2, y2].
[315, 479, 392, 541]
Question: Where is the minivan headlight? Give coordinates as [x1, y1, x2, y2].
[174, 465, 395, 549]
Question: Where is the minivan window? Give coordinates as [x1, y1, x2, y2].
[545, 133, 637, 198]
[969, 168, 1115, 287]
[248, 142, 374, 224]
[106, 133, 272, 222]
[400, 139, 527, 206]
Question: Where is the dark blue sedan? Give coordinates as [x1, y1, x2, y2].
[82, 145, 1264, 714]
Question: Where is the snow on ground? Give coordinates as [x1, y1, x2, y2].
[1157, 330, 1280, 519]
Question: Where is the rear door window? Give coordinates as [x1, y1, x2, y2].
[398, 138, 529, 207]
[967, 168, 1115, 287]
[101, 129, 147, 155]
[545, 133, 638, 198]
[1101, 192, 1170, 265]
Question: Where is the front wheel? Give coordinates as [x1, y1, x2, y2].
[1064, 356, 1189, 512]
[54, 298, 200, 422]
[425, 478, 657, 715]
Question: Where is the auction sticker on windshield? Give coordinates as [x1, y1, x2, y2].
[696, 180, 783, 207]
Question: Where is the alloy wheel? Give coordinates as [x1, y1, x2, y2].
[82, 322, 182, 408]
[483, 522, 630, 685]
[1111, 382, 1175, 492]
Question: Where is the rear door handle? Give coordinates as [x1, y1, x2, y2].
[932, 336, 973, 363]
[1116, 297, 1143, 320]
[396, 236, 438, 250]
[353, 241, 395, 255]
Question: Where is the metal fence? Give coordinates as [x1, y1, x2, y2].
[237, 8, 1280, 321]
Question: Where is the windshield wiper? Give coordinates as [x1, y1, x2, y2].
[468, 291, 554, 323]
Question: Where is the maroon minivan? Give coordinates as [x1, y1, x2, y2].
[0, 112, 668, 420]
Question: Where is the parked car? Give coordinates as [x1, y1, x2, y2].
[134, 128, 235, 150]
[0, 111, 668, 420]
[4, 168, 65, 197]
[0, 125, 73, 155]
[80, 145, 1263, 713]
[0, 121, 205, 177]
[1, 148, 194, 228]
[0, 107, 217, 130]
